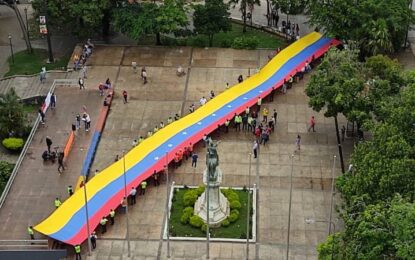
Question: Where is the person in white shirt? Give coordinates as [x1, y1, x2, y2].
[199, 96, 207, 106]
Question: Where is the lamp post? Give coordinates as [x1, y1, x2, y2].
[305, 218, 336, 259]
[206, 168, 210, 259]
[82, 174, 92, 256]
[8, 34, 14, 64]
[122, 151, 131, 257]
[246, 153, 252, 260]
[285, 154, 294, 260]
[164, 152, 171, 258]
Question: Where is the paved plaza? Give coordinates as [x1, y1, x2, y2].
[0, 65, 114, 240]
[83, 45, 353, 259]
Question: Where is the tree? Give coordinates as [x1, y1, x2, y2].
[273, 0, 306, 25]
[318, 196, 415, 259]
[0, 88, 27, 138]
[32, 0, 112, 38]
[307, 0, 415, 57]
[112, 0, 189, 45]
[155, 0, 189, 45]
[0, 161, 14, 195]
[305, 48, 365, 172]
[112, 3, 157, 41]
[193, 0, 231, 47]
[229, 0, 260, 33]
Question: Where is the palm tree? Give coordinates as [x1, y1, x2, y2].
[361, 19, 393, 56]
[0, 88, 26, 137]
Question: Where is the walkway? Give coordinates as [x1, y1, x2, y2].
[0, 70, 106, 240]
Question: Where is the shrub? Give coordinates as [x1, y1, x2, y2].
[220, 39, 232, 48]
[222, 188, 239, 201]
[189, 215, 204, 228]
[229, 200, 242, 210]
[180, 212, 192, 224]
[228, 212, 239, 223]
[192, 36, 207, 47]
[0, 161, 14, 193]
[231, 209, 239, 216]
[195, 186, 205, 196]
[221, 219, 230, 227]
[2, 138, 24, 152]
[183, 190, 199, 207]
[231, 37, 259, 50]
[201, 223, 207, 232]
[183, 207, 194, 215]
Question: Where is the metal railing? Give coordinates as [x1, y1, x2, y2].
[0, 78, 69, 209]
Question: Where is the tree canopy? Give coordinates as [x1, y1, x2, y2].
[308, 49, 415, 259]
[112, 0, 189, 45]
[0, 88, 27, 138]
[193, 0, 231, 47]
[306, 0, 415, 56]
[31, 0, 114, 38]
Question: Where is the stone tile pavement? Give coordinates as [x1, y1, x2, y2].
[79, 46, 352, 259]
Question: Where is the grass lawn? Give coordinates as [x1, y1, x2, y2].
[188, 23, 286, 49]
[5, 49, 70, 77]
[169, 188, 253, 239]
[138, 23, 285, 49]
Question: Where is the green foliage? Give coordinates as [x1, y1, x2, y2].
[183, 207, 194, 215]
[220, 39, 232, 48]
[180, 212, 191, 224]
[221, 219, 230, 227]
[0, 89, 27, 139]
[5, 49, 69, 77]
[229, 200, 242, 210]
[305, 48, 366, 123]
[2, 138, 24, 152]
[195, 186, 205, 196]
[32, 0, 111, 38]
[193, 0, 231, 47]
[169, 188, 252, 238]
[183, 189, 199, 207]
[231, 36, 259, 49]
[180, 206, 194, 224]
[317, 233, 342, 260]
[222, 188, 239, 200]
[307, 0, 415, 56]
[273, 0, 306, 16]
[313, 58, 415, 258]
[189, 215, 204, 228]
[0, 161, 14, 196]
[201, 223, 207, 232]
[112, 0, 189, 45]
[228, 211, 239, 223]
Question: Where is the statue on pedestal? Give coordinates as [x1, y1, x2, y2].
[194, 137, 230, 227]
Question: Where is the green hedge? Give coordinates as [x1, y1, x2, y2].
[0, 161, 14, 195]
[2, 138, 24, 152]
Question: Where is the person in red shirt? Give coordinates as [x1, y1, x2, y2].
[308, 116, 316, 132]
[174, 152, 180, 169]
[188, 142, 193, 156]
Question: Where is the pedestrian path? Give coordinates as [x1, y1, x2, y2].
[34, 32, 339, 246]
[0, 71, 75, 100]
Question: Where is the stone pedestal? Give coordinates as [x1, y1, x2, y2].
[194, 169, 230, 227]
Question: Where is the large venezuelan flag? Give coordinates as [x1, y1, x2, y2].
[35, 32, 339, 245]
